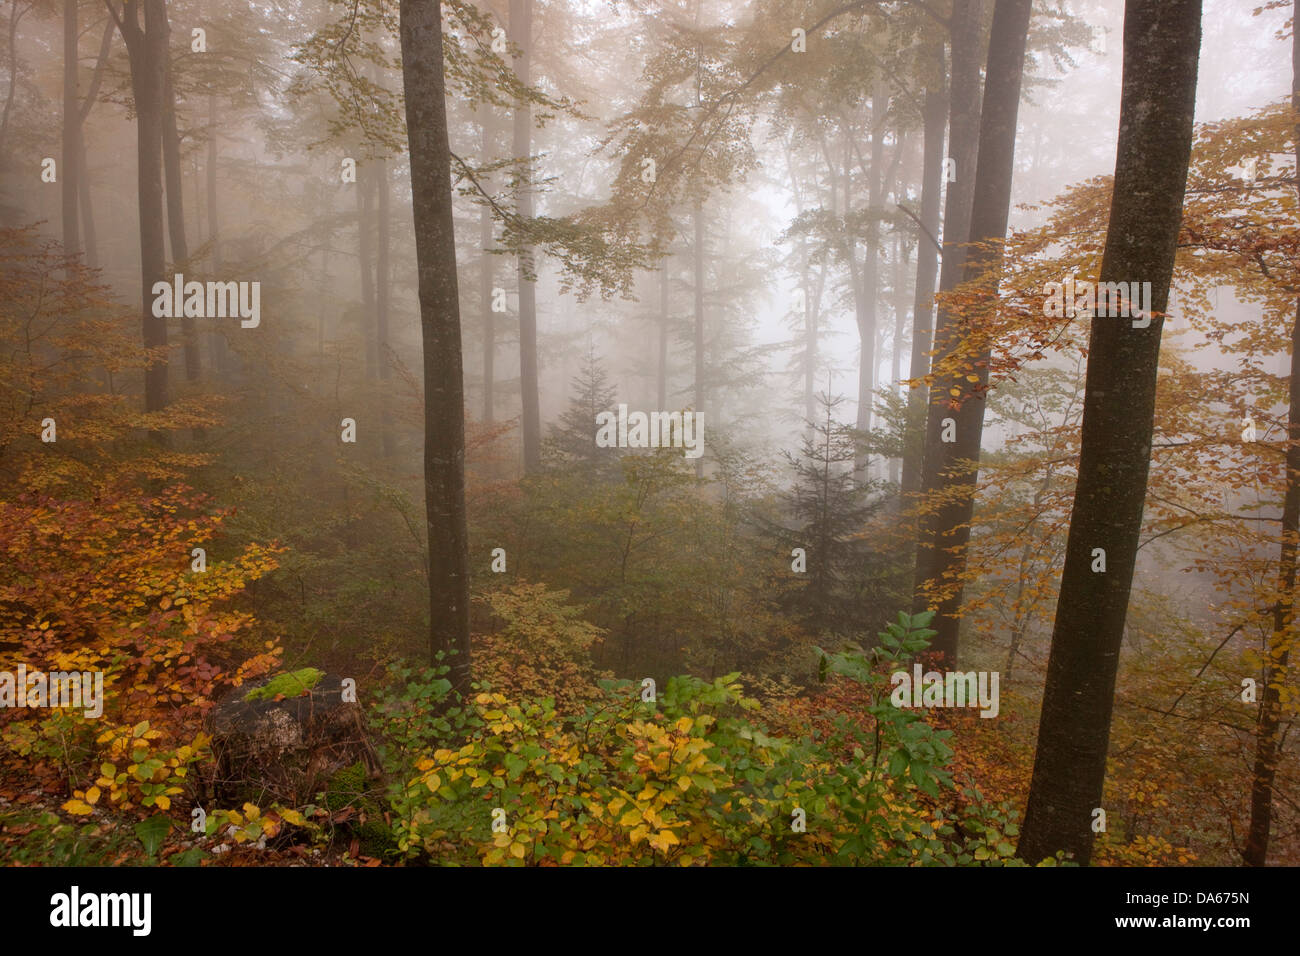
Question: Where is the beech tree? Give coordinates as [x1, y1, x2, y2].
[1243, 0, 1300, 867]
[510, 0, 540, 473]
[398, 0, 471, 691]
[1018, 0, 1202, 865]
[912, 0, 1032, 664]
[107, 0, 170, 420]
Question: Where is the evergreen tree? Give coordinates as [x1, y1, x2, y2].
[769, 392, 884, 640]
[544, 346, 620, 476]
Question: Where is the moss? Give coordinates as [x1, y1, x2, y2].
[324, 761, 367, 813]
[244, 667, 325, 703]
[322, 761, 397, 857]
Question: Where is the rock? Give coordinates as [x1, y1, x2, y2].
[200, 672, 380, 808]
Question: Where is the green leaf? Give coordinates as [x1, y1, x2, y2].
[133, 814, 171, 858]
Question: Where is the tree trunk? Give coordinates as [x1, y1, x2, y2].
[116, 0, 171, 422]
[399, 0, 472, 693]
[76, 15, 112, 273]
[206, 92, 226, 374]
[1242, 0, 1300, 867]
[901, 40, 947, 497]
[693, 201, 706, 478]
[889, 230, 911, 486]
[658, 256, 669, 411]
[510, 0, 540, 473]
[480, 114, 495, 423]
[911, 0, 985, 650]
[376, 154, 395, 457]
[62, 0, 81, 260]
[358, 161, 377, 381]
[1016, 0, 1201, 866]
[78, 144, 97, 269]
[913, 0, 1031, 663]
[161, 28, 199, 382]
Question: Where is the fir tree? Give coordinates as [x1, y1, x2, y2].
[544, 346, 620, 476]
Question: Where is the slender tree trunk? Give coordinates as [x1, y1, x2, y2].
[1017, 0, 1201, 865]
[78, 145, 97, 269]
[76, 15, 106, 271]
[510, 0, 540, 473]
[0, 1, 27, 161]
[206, 94, 218, 269]
[912, 0, 984, 633]
[1242, 0, 1300, 866]
[902, 40, 948, 497]
[889, 231, 911, 486]
[358, 160, 377, 380]
[376, 154, 395, 457]
[658, 256, 669, 410]
[693, 201, 706, 478]
[191, 151, 202, 240]
[480, 115, 495, 423]
[116, 0, 171, 422]
[399, 0, 471, 693]
[160, 28, 199, 382]
[62, 0, 81, 260]
[851, 113, 880, 480]
[913, 0, 1031, 663]
[205, 92, 226, 375]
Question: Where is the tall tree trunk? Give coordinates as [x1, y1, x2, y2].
[0, 1, 28, 161]
[206, 92, 226, 374]
[161, 28, 199, 382]
[693, 201, 706, 478]
[510, 0, 540, 473]
[78, 145, 97, 269]
[851, 112, 880, 480]
[1017, 0, 1201, 866]
[911, 0, 984, 640]
[358, 160, 377, 380]
[480, 115, 495, 423]
[1242, 0, 1300, 867]
[399, 0, 471, 693]
[901, 40, 948, 497]
[115, 0, 170, 422]
[376, 154, 395, 457]
[206, 93, 219, 270]
[889, 231, 912, 486]
[658, 255, 669, 411]
[62, 0, 81, 260]
[913, 0, 1031, 663]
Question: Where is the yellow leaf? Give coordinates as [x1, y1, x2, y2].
[619, 808, 642, 827]
[677, 776, 691, 792]
[425, 772, 442, 793]
[510, 841, 526, 859]
[62, 798, 94, 816]
[156, 795, 171, 811]
[85, 786, 101, 805]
